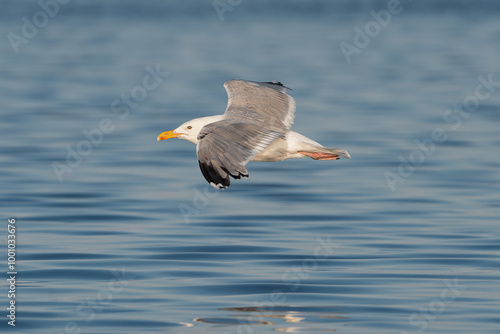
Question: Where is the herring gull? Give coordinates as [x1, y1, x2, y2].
[157, 80, 350, 189]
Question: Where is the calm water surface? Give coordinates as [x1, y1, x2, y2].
[1, 1, 499, 333]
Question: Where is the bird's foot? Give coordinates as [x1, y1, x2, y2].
[298, 151, 340, 160]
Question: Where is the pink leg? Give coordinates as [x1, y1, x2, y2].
[298, 151, 340, 160]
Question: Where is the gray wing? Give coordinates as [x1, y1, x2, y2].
[196, 80, 296, 189]
[196, 120, 282, 189]
[223, 80, 296, 130]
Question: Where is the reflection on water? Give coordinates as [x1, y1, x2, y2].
[195, 317, 273, 325]
[1, 1, 500, 334]
[193, 306, 347, 332]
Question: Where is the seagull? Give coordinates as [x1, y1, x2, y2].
[157, 80, 350, 189]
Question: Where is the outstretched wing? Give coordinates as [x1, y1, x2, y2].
[196, 120, 282, 189]
[223, 80, 296, 130]
[196, 80, 296, 189]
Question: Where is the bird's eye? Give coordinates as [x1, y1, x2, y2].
[187, 126, 192, 130]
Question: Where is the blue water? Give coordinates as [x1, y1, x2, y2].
[1, 1, 499, 333]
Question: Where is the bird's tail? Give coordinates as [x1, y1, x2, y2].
[298, 143, 351, 159]
[317, 147, 351, 159]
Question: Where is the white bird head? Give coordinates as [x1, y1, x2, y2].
[157, 115, 223, 144]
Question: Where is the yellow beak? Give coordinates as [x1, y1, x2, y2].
[157, 130, 184, 141]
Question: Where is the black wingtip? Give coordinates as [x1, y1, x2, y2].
[263, 81, 291, 90]
[197, 160, 251, 189]
[198, 160, 230, 189]
[210, 182, 228, 190]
